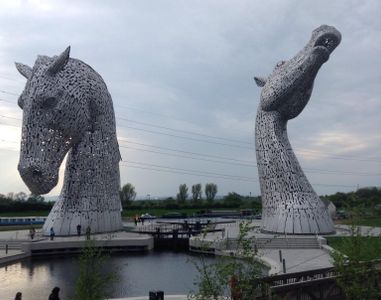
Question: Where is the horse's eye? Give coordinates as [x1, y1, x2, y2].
[41, 97, 58, 109]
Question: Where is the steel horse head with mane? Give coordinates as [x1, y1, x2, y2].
[254, 25, 341, 234]
[16, 47, 122, 236]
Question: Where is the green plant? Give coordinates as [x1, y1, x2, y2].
[205, 183, 218, 204]
[120, 183, 137, 207]
[192, 184, 203, 204]
[177, 184, 189, 203]
[331, 224, 380, 299]
[189, 221, 264, 299]
[73, 240, 119, 300]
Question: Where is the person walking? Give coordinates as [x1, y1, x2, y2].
[86, 225, 91, 240]
[29, 226, 35, 240]
[14, 292, 22, 300]
[134, 215, 138, 226]
[50, 227, 55, 241]
[76, 224, 81, 237]
[48, 287, 60, 300]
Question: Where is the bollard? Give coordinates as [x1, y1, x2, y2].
[5, 244, 8, 254]
[149, 290, 164, 300]
[282, 258, 286, 273]
[279, 250, 282, 262]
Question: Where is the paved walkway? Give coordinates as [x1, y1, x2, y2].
[0, 229, 32, 240]
[0, 229, 153, 266]
[259, 248, 333, 273]
[190, 220, 337, 275]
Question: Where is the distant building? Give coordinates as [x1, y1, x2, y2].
[322, 199, 336, 219]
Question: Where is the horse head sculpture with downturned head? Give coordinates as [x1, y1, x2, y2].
[16, 47, 122, 236]
[254, 25, 341, 234]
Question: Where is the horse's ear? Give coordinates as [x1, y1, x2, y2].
[47, 46, 71, 75]
[254, 76, 267, 87]
[15, 62, 32, 79]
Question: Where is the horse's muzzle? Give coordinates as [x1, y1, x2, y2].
[18, 162, 58, 195]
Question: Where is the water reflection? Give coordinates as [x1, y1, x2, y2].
[0, 252, 213, 300]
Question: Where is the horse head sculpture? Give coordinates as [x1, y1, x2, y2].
[254, 25, 341, 234]
[16, 47, 123, 235]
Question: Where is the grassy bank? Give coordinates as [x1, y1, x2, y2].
[340, 217, 381, 227]
[0, 208, 239, 219]
[326, 236, 381, 261]
[0, 224, 43, 231]
[0, 211, 50, 217]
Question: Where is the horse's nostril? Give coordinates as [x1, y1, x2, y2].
[32, 169, 42, 177]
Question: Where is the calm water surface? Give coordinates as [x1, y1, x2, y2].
[0, 251, 213, 300]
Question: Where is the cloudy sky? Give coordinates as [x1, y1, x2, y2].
[0, 0, 380, 199]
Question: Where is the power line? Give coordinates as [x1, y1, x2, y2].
[118, 138, 256, 165]
[121, 164, 254, 183]
[1, 108, 381, 163]
[120, 145, 254, 167]
[0, 138, 365, 187]
[117, 117, 252, 145]
[0, 90, 18, 96]
[1, 84, 381, 160]
[121, 160, 257, 181]
[119, 140, 381, 176]
[296, 148, 381, 162]
[0, 114, 253, 149]
[123, 125, 254, 149]
[121, 161, 357, 188]
[1, 136, 378, 177]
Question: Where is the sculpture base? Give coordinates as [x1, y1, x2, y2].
[260, 228, 336, 235]
[42, 207, 123, 236]
[261, 213, 335, 235]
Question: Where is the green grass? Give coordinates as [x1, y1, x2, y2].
[0, 208, 238, 220]
[0, 224, 43, 231]
[0, 211, 50, 217]
[326, 236, 381, 261]
[341, 217, 381, 227]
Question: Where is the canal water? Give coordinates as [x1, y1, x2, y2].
[0, 251, 214, 300]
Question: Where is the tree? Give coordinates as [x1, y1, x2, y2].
[331, 209, 380, 299]
[331, 226, 380, 299]
[223, 192, 243, 207]
[176, 184, 188, 203]
[119, 183, 136, 207]
[14, 192, 27, 201]
[191, 183, 202, 204]
[205, 183, 218, 204]
[74, 240, 118, 300]
[190, 221, 263, 299]
[27, 194, 44, 203]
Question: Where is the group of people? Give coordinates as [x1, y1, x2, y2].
[48, 225, 92, 240]
[14, 287, 60, 300]
[134, 215, 145, 226]
[77, 224, 92, 240]
[28, 223, 93, 241]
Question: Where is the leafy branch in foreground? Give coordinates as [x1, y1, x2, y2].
[189, 221, 264, 300]
[331, 211, 381, 300]
[73, 239, 119, 300]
